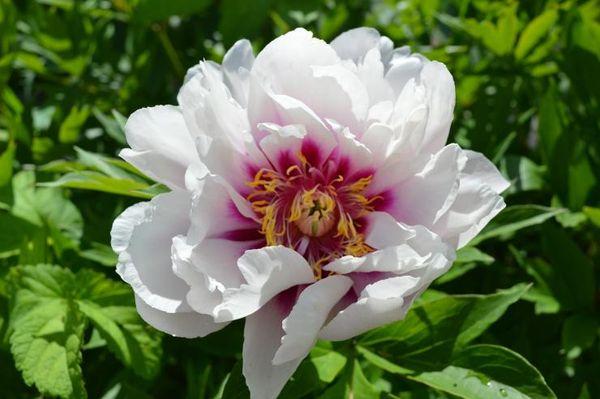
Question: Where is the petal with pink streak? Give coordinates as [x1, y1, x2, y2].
[272, 275, 353, 365]
[212, 246, 315, 322]
[318, 275, 421, 341]
[381, 144, 466, 229]
[243, 298, 303, 399]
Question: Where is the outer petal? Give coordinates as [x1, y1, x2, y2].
[173, 175, 261, 315]
[272, 275, 353, 365]
[320, 212, 455, 341]
[212, 246, 315, 322]
[134, 294, 226, 338]
[318, 275, 421, 341]
[384, 144, 466, 228]
[433, 150, 509, 248]
[462, 150, 510, 193]
[111, 190, 192, 313]
[243, 299, 303, 399]
[121, 105, 200, 189]
[365, 212, 456, 282]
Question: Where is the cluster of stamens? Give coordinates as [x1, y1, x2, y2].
[246, 152, 382, 279]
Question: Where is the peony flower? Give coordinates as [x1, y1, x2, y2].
[111, 27, 508, 399]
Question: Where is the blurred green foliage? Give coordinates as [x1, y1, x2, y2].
[1, 0, 599, 398]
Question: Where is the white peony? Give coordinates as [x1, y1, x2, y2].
[111, 27, 508, 399]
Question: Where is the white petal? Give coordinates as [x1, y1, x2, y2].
[432, 150, 508, 248]
[365, 212, 456, 280]
[330, 27, 384, 63]
[187, 174, 258, 244]
[435, 184, 506, 249]
[385, 54, 425, 96]
[178, 62, 251, 153]
[252, 28, 339, 83]
[385, 144, 466, 228]
[121, 106, 200, 189]
[318, 275, 421, 341]
[111, 190, 192, 313]
[257, 121, 337, 170]
[462, 150, 510, 193]
[309, 63, 370, 130]
[243, 299, 304, 399]
[213, 246, 315, 322]
[325, 211, 454, 275]
[420, 61, 456, 153]
[248, 80, 332, 142]
[251, 28, 368, 132]
[361, 123, 395, 162]
[222, 39, 255, 107]
[134, 294, 227, 338]
[272, 275, 353, 365]
[356, 47, 394, 105]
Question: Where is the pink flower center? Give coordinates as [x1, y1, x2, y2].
[246, 150, 382, 278]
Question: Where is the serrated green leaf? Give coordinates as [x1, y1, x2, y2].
[9, 265, 86, 399]
[11, 171, 83, 255]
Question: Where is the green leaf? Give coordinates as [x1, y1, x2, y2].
[42, 171, 153, 198]
[11, 171, 83, 254]
[92, 108, 126, 145]
[58, 105, 90, 143]
[77, 302, 162, 379]
[435, 245, 494, 286]
[318, 358, 380, 399]
[0, 140, 15, 186]
[470, 205, 565, 245]
[75, 270, 161, 379]
[500, 156, 545, 193]
[583, 206, 600, 227]
[455, 246, 495, 265]
[78, 242, 117, 267]
[0, 212, 35, 258]
[8, 265, 86, 399]
[360, 344, 556, 399]
[221, 360, 250, 399]
[359, 285, 529, 368]
[515, 9, 558, 60]
[8, 264, 162, 396]
[281, 345, 347, 398]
